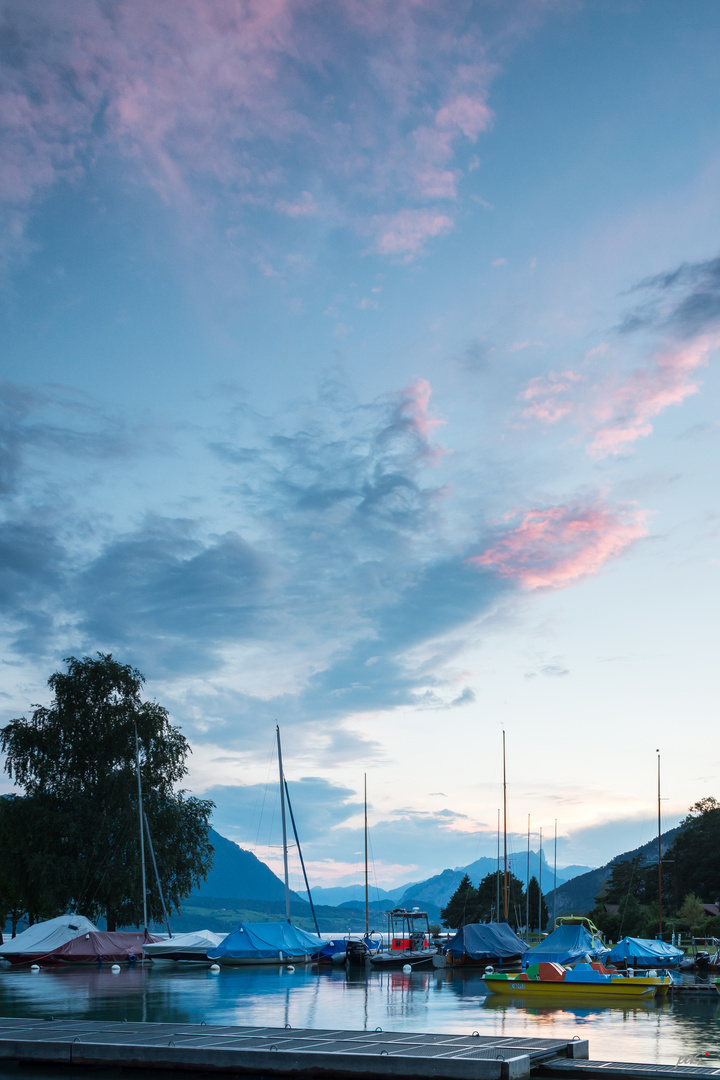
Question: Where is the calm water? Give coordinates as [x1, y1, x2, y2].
[0, 964, 718, 1068]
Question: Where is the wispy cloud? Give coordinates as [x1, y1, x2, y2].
[519, 253, 720, 456]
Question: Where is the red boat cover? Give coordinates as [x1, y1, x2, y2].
[47, 930, 156, 963]
[536, 962, 566, 981]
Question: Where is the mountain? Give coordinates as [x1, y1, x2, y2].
[297, 884, 404, 907]
[190, 828, 305, 904]
[545, 826, 681, 917]
[396, 851, 594, 912]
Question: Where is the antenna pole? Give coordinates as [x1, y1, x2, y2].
[276, 725, 291, 922]
[364, 774, 369, 939]
[134, 723, 148, 931]
[502, 730, 508, 922]
[657, 750, 663, 938]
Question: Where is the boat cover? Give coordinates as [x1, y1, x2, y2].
[607, 937, 684, 967]
[48, 930, 156, 963]
[522, 923, 609, 968]
[143, 930, 225, 960]
[0, 915, 98, 961]
[445, 922, 528, 960]
[207, 921, 323, 961]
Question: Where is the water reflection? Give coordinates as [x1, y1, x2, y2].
[0, 964, 717, 1066]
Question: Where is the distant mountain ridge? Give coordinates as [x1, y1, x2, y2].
[189, 828, 304, 904]
[545, 826, 681, 917]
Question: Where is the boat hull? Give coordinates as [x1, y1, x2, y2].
[370, 950, 436, 970]
[213, 954, 315, 966]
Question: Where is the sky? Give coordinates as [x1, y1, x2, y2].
[1, 0, 719, 894]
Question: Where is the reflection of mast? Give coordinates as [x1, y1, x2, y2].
[502, 731, 508, 922]
[276, 725, 291, 922]
[364, 774, 369, 939]
[657, 750, 663, 937]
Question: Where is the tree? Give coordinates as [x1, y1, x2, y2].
[678, 893, 706, 935]
[526, 876, 548, 931]
[441, 875, 478, 929]
[1, 654, 214, 931]
[475, 870, 526, 927]
[665, 798, 720, 902]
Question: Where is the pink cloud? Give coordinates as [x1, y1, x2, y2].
[588, 333, 720, 456]
[385, 377, 446, 464]
[369, 209, 454, 258]
[467, 500, 648, 590]
[0, 1, 547, 271]
[519, 333, 720, 455]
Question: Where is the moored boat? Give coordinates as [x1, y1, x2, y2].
[607, 936, 684, 970]
[0, 915, 98, 966]
[484, 960, 660, 999]
[369, 909, 436, 970]
[444, 922, 527, 970]
[207, 921, 321, 966]
[143, 929, 225, 963]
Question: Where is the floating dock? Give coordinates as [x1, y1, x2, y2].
[0, 1018, 587, 1080]
[1, 1018, 719, 1080]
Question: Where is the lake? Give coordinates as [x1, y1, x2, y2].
[0, 964, 718, 1069]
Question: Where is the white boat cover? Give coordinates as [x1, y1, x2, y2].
[0, 915, 98, 959]
[143, 930, 225, 959]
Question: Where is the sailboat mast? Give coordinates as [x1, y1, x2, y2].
[496, 809, 500, 920]
[557, 820, 561, 924]
[364, 774, 369, 939]
[134, 723, 148, 931]
[502, 730, 508, 922]
[526, 814, 530, 938]
[657, 750, 663, 937]
[276, 725, 291, 922]
[538, 826, 543, 932]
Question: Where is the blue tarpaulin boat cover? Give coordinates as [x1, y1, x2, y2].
[607, 937, 684, 967]
[445, 923, 528, 960]
[207, 922, 322, 961]
[522, 923, 609, 968]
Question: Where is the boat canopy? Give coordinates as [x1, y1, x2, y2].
[445, 922, 528, 960]
[143, 930, 225, 960]
[48, 930, 155, 964]
[607, 937, 684, 967]
[0, 915, 98, 960]
[522, 922, 609, 968]
[207, 922, 321, 961]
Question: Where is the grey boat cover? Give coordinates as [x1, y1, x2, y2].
[0, 915, 98, 961]
[445, 922, 528, 960]
[522, 923, 609, 968]
[607, 936, 684, 967]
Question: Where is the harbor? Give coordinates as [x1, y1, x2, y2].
[0, 963, 718, 1077]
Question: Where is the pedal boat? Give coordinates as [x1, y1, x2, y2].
[484, 961, 660, 999]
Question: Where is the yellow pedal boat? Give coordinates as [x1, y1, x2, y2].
[484, 961, 661, 999]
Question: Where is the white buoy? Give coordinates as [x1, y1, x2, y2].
[402, 964, 412, 973]
[111, 964, 121, 973]
[286, 965, 295, 973]
[31, 965, 40, 972]
[485, 966, 494, 974]
[210, 964, 220, 973]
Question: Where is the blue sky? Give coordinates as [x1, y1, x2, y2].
[1, 0, 719, 891]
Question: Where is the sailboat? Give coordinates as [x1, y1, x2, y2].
[207, 726, 322, 966]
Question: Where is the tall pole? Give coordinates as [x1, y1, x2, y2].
[496, 809, 500, 921]
[657, 750, 663, 938]
[553, 818, 557, 926]
[134, 723, 148, 932]
[364, 774, 369, 939]
[538, 826, 543, 933]
[526, 814, 530, 938]
[502, 730, 508, 922]
[143, 811, 171, 937]
[276, 725, 291, 922]
[284, 779, 320, 936]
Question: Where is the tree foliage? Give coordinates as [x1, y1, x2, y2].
[440, 875, 477, 929]
[0, 654, 214, 931]
[666, 798, 720, 903]
[525, 876, 549, 931]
